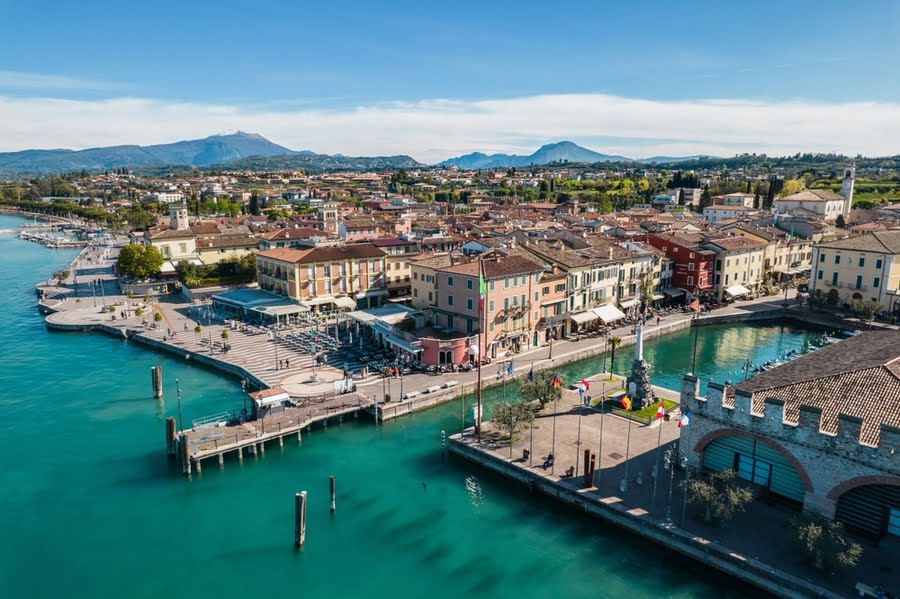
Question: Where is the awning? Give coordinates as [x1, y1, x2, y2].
[384, 333, 423, 353]
[725, 284, 752, 297]
[300, 296, 335, 307]
[333, 296, 356, 309]
[664, 288, 686, 298]
[569, 311, 598, 324]
[592, 304, 626, 323]
[356, 288, 389, 299]
[619, 298, 639, 309]
[651, 293, 665, 301]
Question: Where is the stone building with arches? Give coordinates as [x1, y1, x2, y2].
[679, 329, 900, 542]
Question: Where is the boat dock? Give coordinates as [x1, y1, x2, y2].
[169, 392, 375, 475]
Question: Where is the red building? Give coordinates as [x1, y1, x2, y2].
[644, 233, 716, 298]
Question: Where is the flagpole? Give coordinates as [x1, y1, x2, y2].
[690, 309, 700, 374]
[681, 418, 692, 527]
[595, 380, 606, 489]
[622, 403, 633, 493]
[476, 256, 484, 443]
[528, 362, 534, 467]
[574, 390, 583, 479]
[650, 406, 663, 517]
[550, 388, 558, 476]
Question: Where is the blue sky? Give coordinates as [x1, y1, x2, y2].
[1, 0, 899, 161]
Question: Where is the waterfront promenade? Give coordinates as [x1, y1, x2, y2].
[39, 243, 818, 415]
[451, 396, 896, 599]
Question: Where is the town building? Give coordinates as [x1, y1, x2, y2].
[702, 236, 767, 301]
[703, 204, 760, 223]
[644, 233, 716, 300]
[678, 329, 900, 541]
[809, 230, 900, 313]
[255, 243, 388, 310]
[429, 253, 545, 360]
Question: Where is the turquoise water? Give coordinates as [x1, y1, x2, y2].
[0, 214, 827, 599]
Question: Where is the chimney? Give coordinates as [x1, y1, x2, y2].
[608, 247, 613, 260]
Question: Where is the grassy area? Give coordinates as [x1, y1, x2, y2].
[592, 396, 679, 423]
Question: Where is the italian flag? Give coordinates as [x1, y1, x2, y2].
[479, 272, 486, 311]
[656, 402, 665, 419]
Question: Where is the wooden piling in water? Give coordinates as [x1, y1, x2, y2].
[151, 366, 163, 399]
[195, 457, 202, 474]
[297, 431, 302, 444]
[218, 453, 224, 467]
[180, 435, 191, 476]
[588, 453, 596, 487]
[165, 417, 177, 458]
[295, 491, 307, 547]
[237, 447, 243, 462]
[330, 475, 336, 513]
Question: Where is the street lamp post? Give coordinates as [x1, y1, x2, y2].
[175, 378, 184, 434]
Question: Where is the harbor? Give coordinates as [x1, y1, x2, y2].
[0, 212, 877, 599]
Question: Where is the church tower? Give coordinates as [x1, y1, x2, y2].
[839, 162, 855, 218]
[170, 202, 189, 231]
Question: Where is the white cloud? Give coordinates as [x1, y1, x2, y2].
[0, 70, 119, 91]
[0, 92, 897, 163]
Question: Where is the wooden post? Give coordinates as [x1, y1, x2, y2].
[218, 453, 224, 467]
[180, 435, 191, 476]
[237, 447, 243, 462]
[259, 442, 265, 455]
[589, 453, 596, 488]
[194, 457, 202, 474]
[151, 366, 163, 399]
[297, 431, 302, 444]
[294, 491, 307, 547]
[165, 417, 177, 458]
[329, 475, 336, 513]
[583, 448, 591, 487]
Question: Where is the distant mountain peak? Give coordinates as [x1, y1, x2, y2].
[438, 141, 629, 168]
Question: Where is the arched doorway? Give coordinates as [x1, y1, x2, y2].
[852, 292, 863, 300]
[835, 483, 900, 540]
[701, 435, 806, 505]
[533, 331, 539, 348]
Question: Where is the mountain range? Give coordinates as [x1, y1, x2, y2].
[0, 133, 712, 175]
[438, 141, 709, 168]
[0, 132, 423, 175]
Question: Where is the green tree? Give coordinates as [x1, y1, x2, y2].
[490, 400, 534, 441]
[153, 311, 163, 323]
[683, 469, 754, 524]
[850, 298, 882, 320]
[517, 371, 564, 407]
[835, 213, 846, 228]
[608, 336, 622, 373]
[116, 244, 164, 279]
[790, 514, 862, 573]
[53, 269, 70, 286]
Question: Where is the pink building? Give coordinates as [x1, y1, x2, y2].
[431, 253, 544, 361]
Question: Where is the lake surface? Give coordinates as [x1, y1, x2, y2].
[0, 214, 827, 598]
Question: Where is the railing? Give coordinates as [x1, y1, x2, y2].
[192, 411, 234, 429]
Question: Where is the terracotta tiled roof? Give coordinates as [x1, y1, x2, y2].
[735, 330, 900, 444]
[816, 230, 900, 254]
[256, 248, 309, 263]
[779, 189, 846, 202]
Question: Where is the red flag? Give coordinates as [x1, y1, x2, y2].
[688, 299, 700, 313]
[551, 374, 561, 389]
[580, 378, 590, 391]
[656, 401, 665, 419]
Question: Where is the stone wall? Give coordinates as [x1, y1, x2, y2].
[678, 376, 900, 517]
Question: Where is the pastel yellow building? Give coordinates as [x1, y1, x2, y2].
[810, 231, 900, 313]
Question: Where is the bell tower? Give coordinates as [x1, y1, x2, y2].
[170, 202, 189, 231]
[839, 163, 855, 218]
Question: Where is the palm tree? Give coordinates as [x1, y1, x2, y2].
[608, 336, 622, 374]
